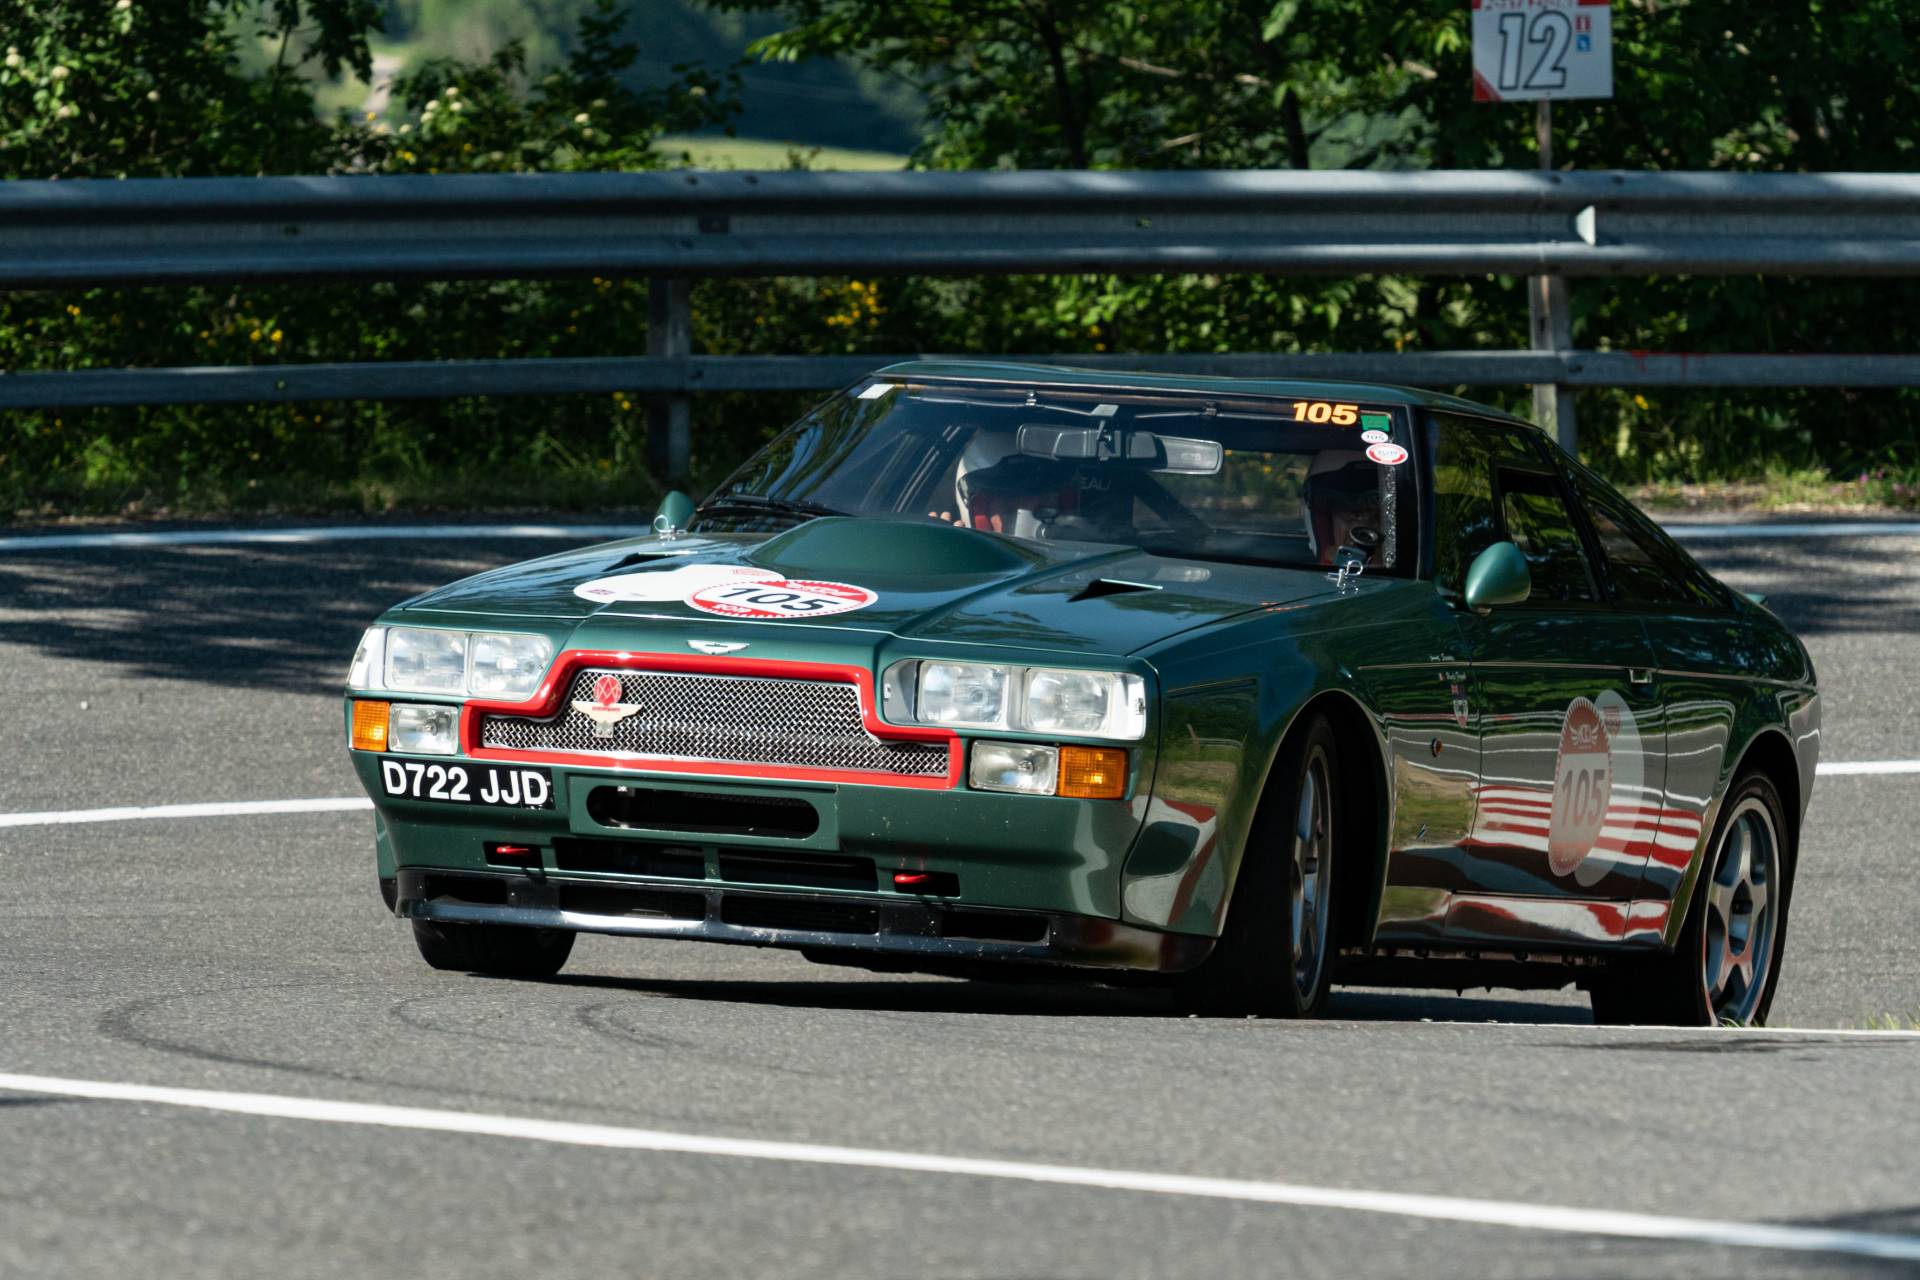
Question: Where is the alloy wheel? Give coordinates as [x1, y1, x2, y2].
[1701, 796, 1780, 1024]
[1290, 747, 1334, 1002]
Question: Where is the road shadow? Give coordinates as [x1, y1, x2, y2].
[2, 526, 1909, 701]
[0, 535, 615, 695]
[543, 970, 1596, 1024]
[1685, 536, 1920, 636]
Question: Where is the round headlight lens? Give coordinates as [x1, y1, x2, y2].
[1022, 668, 1113, 734]
[469, 632, 554, 698]
[385, 627, 468, 694]
[917, 662, 1009, 728]
[1020, 669, 1147, 740]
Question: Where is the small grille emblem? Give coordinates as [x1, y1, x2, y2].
[571, 673, 646, 738]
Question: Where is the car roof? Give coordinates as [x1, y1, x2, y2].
[871, 360, 1539, 429]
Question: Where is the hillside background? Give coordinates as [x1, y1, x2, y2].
[6, 0, 1919, 519]
[346, 0, 921, 164]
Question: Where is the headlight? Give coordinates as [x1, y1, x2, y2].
[347, 627, 385, 689]
[389, 703, 459, 755]
[892, 661, 1147, 740]
[1023, 668, 1146, 739]
[469, 632, 554, 698]
[386, 627, 468, 693]
[350, 626, 554, 698]
[970, 741, 1058, 794]
[917, 662, 1011, 729]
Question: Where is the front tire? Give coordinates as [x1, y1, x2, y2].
[1174, 714, 1339, 1018]
[411, 919, 575, 979]
[1589, 770, 1790, 1026]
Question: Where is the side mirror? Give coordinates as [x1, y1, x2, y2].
[653, 489, 696, 537]
[1464, 541, 1532, 612]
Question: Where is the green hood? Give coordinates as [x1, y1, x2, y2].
[396, 517, 1348, 659]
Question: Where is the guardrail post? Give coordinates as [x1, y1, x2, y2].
[1529, 274, 1577, 455]
[1528, 102, 1578, 456]
[646, 276, 692, 483]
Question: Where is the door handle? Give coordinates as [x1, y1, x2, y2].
[1628, 668, 1655, 687]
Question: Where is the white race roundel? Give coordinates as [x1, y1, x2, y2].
[1360, 429, 1391, 445]
[1548, 697, 1612, 876]
[1365, 441, 1409, 466]
[685, 577, 877, 620]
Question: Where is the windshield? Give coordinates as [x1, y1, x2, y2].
[697, 378, 1410, 573]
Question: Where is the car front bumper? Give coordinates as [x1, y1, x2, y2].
[390, 868, 1211, 974]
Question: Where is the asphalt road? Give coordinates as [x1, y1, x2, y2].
[2, 521, 1917, 1278]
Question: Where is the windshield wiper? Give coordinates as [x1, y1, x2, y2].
[696, 493, 848, 524]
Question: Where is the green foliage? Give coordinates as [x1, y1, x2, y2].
[381, 0, 922, 153]
[6, 0, 1920, 518]
[708, 0, 1920, 489]
[1, 0, 739, 517]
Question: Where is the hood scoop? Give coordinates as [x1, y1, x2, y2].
[752, 516, 1039, 579]
[1070, 577, 1162, 603]
[604, 549, 704, 572]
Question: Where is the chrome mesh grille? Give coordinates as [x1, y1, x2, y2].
[480, 668, 950, 779]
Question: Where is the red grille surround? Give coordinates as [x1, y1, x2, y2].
[462, 649, 961, 790]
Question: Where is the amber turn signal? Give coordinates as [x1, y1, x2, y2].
[350, 699, 391, 752]
[1058, 746, 1127, 799]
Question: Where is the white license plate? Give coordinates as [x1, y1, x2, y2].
[379, 760, 553, 809]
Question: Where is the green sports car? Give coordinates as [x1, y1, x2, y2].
[344, 362, 1818, 1025]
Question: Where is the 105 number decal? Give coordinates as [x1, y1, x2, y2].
[684, 577, 878, 620]
[1291, 401, 1359, 426]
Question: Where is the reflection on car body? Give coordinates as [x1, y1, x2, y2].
[344, 362, 1817, 1025]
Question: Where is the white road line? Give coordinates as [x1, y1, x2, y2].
[1816, 760, 1920, 776]
[0, 524, 645, 551]
[0, 797, 371, 829]
[1406, 1020, 1920, 1039]
[0, 1072, 1915, 1262]
[1666, 521, 1920, 540]
[1, 520, 1916, 552]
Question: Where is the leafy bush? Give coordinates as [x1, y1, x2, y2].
[4, 0, 1919, 518]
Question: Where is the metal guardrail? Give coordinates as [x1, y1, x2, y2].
[9, 352, 1920, 409]
[4, 170, 1919, 472]
[9, 170, 1920, 283]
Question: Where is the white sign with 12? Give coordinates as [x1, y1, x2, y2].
[1471, 0, 1613, 102]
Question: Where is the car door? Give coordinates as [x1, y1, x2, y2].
[1436, 415, 1664, 948]
[1559, 459, 1740, 944]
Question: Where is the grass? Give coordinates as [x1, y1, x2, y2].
[1627, 465, 1920, 515]
[653, 134, 908, 171]
[1861, 1011, 1920, 1031]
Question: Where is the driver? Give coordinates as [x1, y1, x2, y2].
[1303, 458, 1382, 565]
[939, 431, 1081, 536]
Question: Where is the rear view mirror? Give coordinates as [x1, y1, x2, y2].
[1015, 424, 1222, 474]
[654, 489, 696, 535]
[1017, 424, 1101, 459]
[1464, 541, 1532, 612]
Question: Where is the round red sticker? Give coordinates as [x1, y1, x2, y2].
[1365, 442, 1408, 466]
[1548, 697, 1612, 876]
[685, 577, 877, 620]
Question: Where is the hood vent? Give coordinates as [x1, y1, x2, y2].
[1069, 578, 1162, 603]
[604, 551, 687, 572]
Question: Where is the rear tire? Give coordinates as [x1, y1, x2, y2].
[1173, 714, 1340, 1018]
[411, 919, 575, 979]
[1589, 770, 1790, 1027]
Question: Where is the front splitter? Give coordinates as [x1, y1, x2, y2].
[393, 869, 1211, 974]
